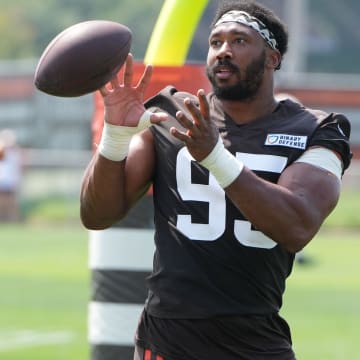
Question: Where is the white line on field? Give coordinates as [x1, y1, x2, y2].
[0, 330, 75, 351]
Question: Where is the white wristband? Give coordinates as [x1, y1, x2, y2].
[200, 136, 244, 188]
[98, 110, 152, 161]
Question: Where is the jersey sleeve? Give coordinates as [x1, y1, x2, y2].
[308, 113, 352, 172]
[144, 86, 201, 122]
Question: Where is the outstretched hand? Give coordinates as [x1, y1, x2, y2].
[99, 53, 168, 127]
[171, 89, 219, 162]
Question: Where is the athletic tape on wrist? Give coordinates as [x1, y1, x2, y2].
[98, 110, 152, 161]
[200, 136, 244, 188]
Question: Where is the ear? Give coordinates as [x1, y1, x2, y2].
[266, 49, 282, 70]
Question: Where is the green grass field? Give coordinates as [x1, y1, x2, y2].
[0, 225, 89, 360]
[0, 188, 359, 359]
[282, 230, 360, 359]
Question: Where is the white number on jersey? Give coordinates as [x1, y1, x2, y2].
[175, 148, 287, 249]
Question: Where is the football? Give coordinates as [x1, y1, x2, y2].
[34, 20, 132, 97]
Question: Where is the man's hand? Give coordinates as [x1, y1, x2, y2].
[99, 53, 167, 127]
[170, 89, 219, 161]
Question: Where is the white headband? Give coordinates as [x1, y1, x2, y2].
[214, 10, 278, 50]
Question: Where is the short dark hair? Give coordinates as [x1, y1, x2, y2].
[211, 0, 288, 59]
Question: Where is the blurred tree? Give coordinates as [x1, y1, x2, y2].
[308, 0, 360, 73]
[0, 1, 36, 58]
[0, 0, 359, 74]
[0, 0, 163, 60]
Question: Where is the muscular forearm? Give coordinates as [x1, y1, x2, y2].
[224, 164, 340, 253]
[192, 134, 341, 253]
[80, 153, 128, 229]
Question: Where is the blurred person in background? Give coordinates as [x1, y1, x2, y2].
[0, 129, 22, 222]
[0, 142, 5, 160]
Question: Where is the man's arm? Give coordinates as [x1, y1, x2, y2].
[224, 161, 341, 253]
[80, 54, 167, 230]
[80, 129, 155, 230]
[171, 89, 343, 253]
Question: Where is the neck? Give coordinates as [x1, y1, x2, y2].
[219, 86, 277, 124]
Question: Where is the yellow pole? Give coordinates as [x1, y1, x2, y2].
[144, 0, 208, 66]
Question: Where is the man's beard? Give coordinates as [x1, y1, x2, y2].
[206, 50, 266, 101]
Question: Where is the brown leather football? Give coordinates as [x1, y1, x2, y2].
[34, 20, 132, 97]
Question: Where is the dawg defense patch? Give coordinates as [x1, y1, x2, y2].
[265, 134, 307, 150]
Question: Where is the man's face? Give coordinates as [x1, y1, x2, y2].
[206, 22, 267, 101]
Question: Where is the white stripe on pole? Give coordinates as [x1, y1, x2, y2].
[88, 302, 144, 345]
[89, 228, 155, 271]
